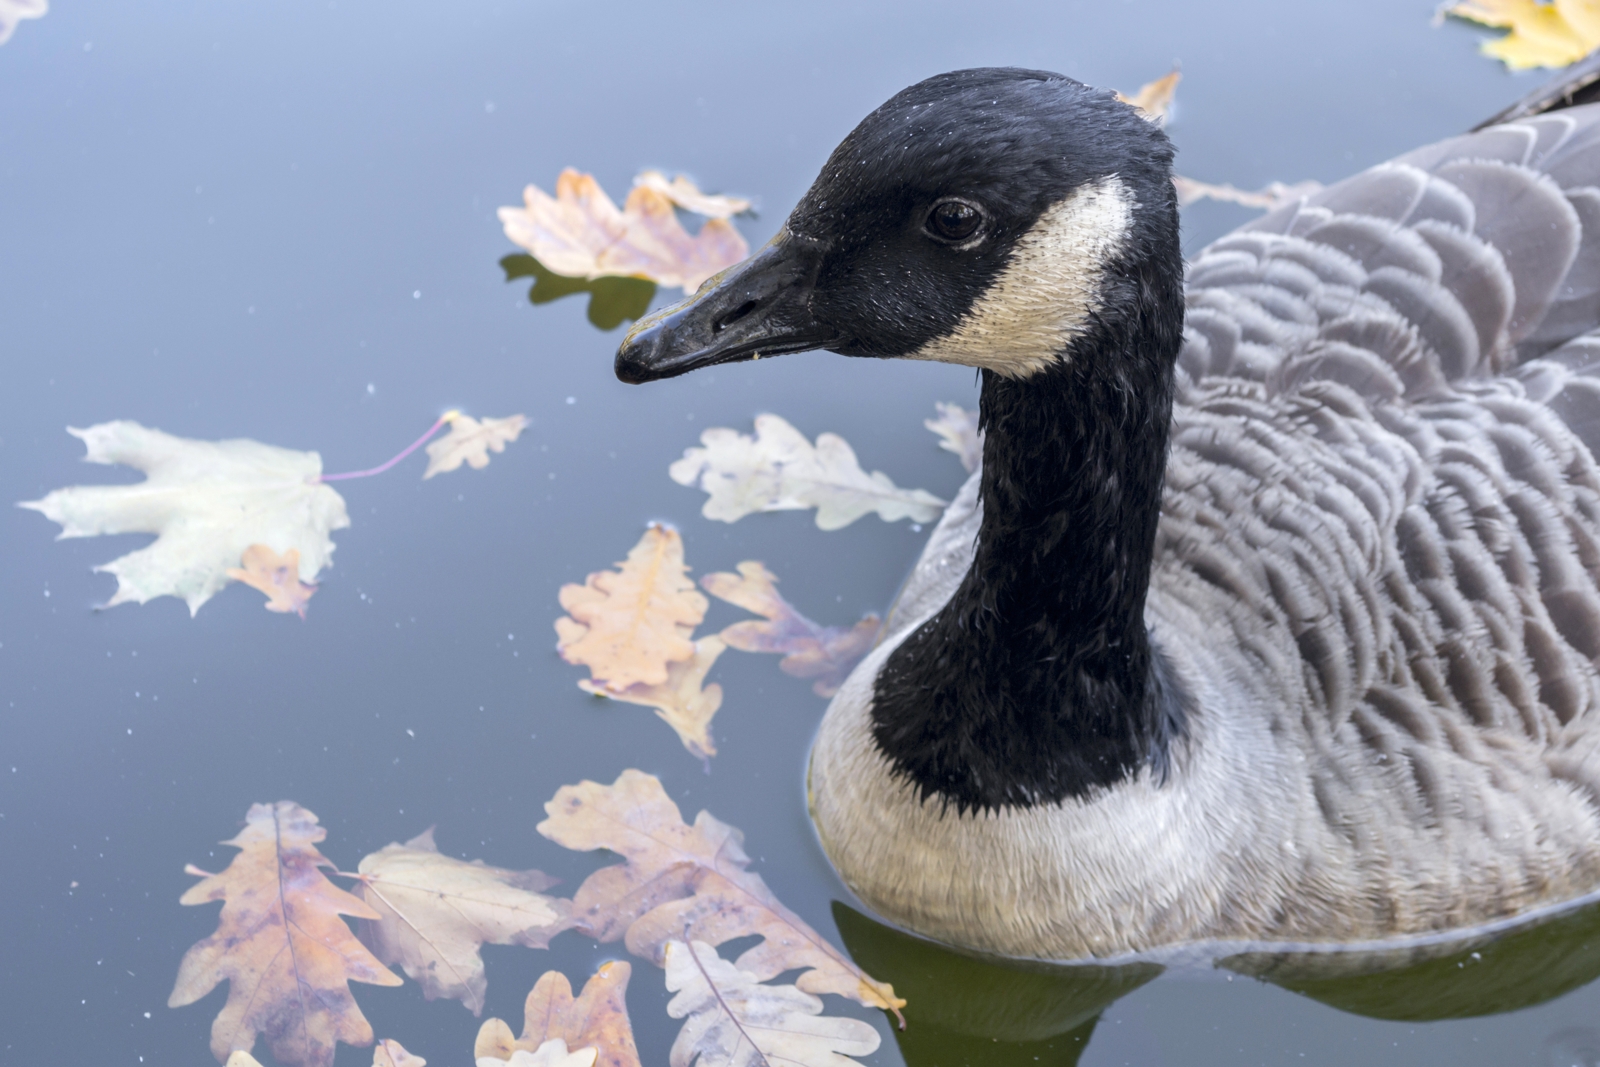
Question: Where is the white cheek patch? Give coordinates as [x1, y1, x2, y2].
[908, 176, 1135, 378]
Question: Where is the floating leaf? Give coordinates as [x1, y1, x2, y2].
[21, 422, 349, 614]
[555, 524, 708, 691]
[476, 962, 642, 1067]
[227, 544, 316, 617]
[581, 636, 726, 761]
[538, 770, 904, 1020]
[632, 170, 752, 219]
[1172, 176, 1324, 211]
[501, 255, 656, 331]
[356, 828, 572, 1016]
[373, 1039, 427, 1067]
[924, 402, 982, 473]
[226, 1056, 265, 1067]
[0, 0, 47, 46]
[702, 563, 878, 697]
[664, 940, 881, 1067]
[169, 802, 402, 1067]
[1446, 0, 1600, 69]
[423, 413, 529, 479]
[669, 414, 945, 531]
[499, 169, 748, 293]
[1116, 69, 1180, 123]
[479, 1040, 599, 1067]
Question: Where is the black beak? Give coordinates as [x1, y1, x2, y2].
[615, 230, 837, 384]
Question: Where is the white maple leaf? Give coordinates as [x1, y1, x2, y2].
[924, 402, 982, 473]
[0, 0, 47, 46]
[669, 414, 945, 531]
[20, 421, 350, 615]
[664, 940, 880, 1067]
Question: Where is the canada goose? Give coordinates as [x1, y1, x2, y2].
[616, 66, 1600, 961]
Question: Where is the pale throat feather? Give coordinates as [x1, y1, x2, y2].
[907, 176, 1136, 378]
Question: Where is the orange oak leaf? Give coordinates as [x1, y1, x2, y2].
[227, 544, 316, 617]
[372, 1038, 426, 1067]
[1116, 69, 1180, 123]
[499, 169, 748, 293]
[632, 170, 751, 219]
[580, 636, 725, 761]
[537, 770, 905, 1022]
[169, 801, 402, 1067]
[422, 413, 528, 479]
[475, 962, 641, 1067]
[555, 524, 708, 691]
[355, 828, 573, 1015]
[701, 563, 879, 697]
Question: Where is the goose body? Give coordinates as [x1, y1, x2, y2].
[619, 68, 1600, 960]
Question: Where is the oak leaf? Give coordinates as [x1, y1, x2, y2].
[1172, 176, 1324, 211]
[424, 414, 529, 479]
[476, 962, 641, 1067]
[0, 0, 47, 46]
[480, 1040, 599, 1067]
[1446, 0, 1600, 69]
[169, 801, 402, 1067]
[356, 828, 573, 1015]
[580, 636, 726, 761]
[501, 254, 655, 331]
[555, 524, 708, 691]
[669, 414, 945, 530]
[664, 940, 881, 1067]
[499, 169, 748, 293]
[702, 564, 878, 697]
[537, 770, 905, 1020]
[227, 544, 316, 617]
[373, 1039, 427, 1067]
[1117, 69, 1180, 124]
[21, 422, 349, 614]
[632, 170, 752, 219]
[924, 402, 982, 473]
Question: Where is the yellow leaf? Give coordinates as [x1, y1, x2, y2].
[169, 802, 402, 1067]
[580, 636, 725, 760]
[476, 962, 641, 1067]
[1446, 0, 1600, 69]
[356, 828, 573, 1015]
[373, 1038, 426, 1067]
[632, 170, 752, 219]
[227, 544, 316, 617]
[423, 414, 529, 479]
[537, 770, 905, 1021]
[555, 524, 708, 690]
[924, 402, 982, 473]
[1116, 69, 1180, 123]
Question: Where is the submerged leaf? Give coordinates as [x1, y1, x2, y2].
[664, 940, 881, 1067]
[500, 255, 656, 331]
[21, 422, 349, 614]
[1446, 0, 1600, 69]
[227, 544, 316, 617]
[499, 169, 748, 293]
[633, 170, 752, 219]
[479, 1040, 599, 1067]
[555, 524, 708, 691]
[169, 802, 402, 1067]
[1172, 176, 1324, 211]
[669, 414, 945, 530]
[924, 402, 982, 473]
[423, 413, 529, 479]
[702, 563, 878, 697]
[581, 636, 726, 761]
[1116, 69, 1180, 123]
[538, 770, 905, 1019]
[373, 1039, 427, 1067]
[0, 0, 47, 46]
[356, 828, 572, 1016]
[476, 962, 641, 1067]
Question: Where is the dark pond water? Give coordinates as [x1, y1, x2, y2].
[5, 2, 1600, 1065]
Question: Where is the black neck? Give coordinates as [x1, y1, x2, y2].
[870, 257, 1189, 812]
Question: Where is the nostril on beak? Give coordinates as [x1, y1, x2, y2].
[713, 300, 760, 334]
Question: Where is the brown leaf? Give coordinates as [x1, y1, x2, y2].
[1116, 69, 1180, 123]
[580, 636, 725, 761]
[355, 828, 573, 1015]
[702, 563, 879, 697]
[423, 413, 528, 479]
[632, 170, 752, 219]
[227, 544, 316, 617]
[555, 524, 708, 691]
[169, 802, 403, 1067]
[372, 1038, 426, 1067]
[475, 962, 641, 1067]
[499, 169, 749, 293]
[924, 402, 982, 473]
[537, 770, 905, 1021]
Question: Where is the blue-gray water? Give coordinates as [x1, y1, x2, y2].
[4, 2, 1599, 1065]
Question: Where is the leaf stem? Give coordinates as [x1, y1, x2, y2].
[318, 411, 459, 482]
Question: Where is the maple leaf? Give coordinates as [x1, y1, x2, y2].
[227, 544, 316, 617]
[1116, 69, 1180, 123]
[1446, 0, 1600, 69]
[0, 0, 47, 46]
[355, 828, 573, 1016]
[1172, 176, 1325, 211]
[480, 1040, 600, 1067]
[373, 1039, 427, 1067]
[701, 563, 879, 697]
[669, 414, 946, 531]
[924, 402, 982, 474]
[632, 170, 753, 219]
[537, 770, 905, 1021]
[555, 524, 708, 691]
[169, 801, 402, 1067]
[499, 169, 749, 293]
[664, 940, 881, 1067]
[581, 636, 726, 761]
[476, 962, 642, 1067]
[423, 413, 529, 479]
[21, 422, 349, 615]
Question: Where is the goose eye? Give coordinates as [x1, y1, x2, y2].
[925, 199, 984, 243]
